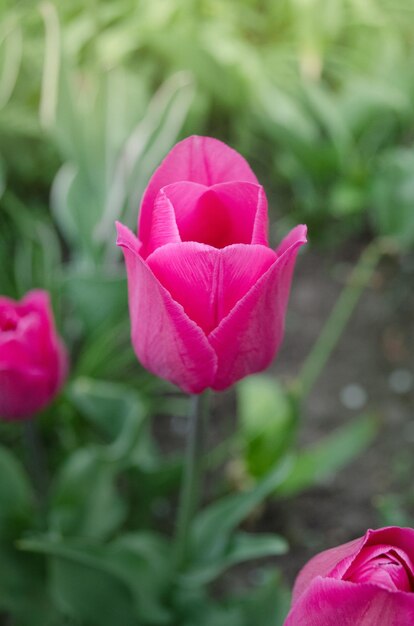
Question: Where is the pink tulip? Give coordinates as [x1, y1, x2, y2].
[0, 290, 67, 420]
[284, 526, 414, 625]
[117, 136, 306, 393]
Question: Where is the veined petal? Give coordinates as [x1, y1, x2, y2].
[209, 227, 307, 390]
[143, 182, 206, 258]
[145, 181, 268, 253]
[147, 242, 276, 335]
[139, 135, 258, 246]
[284, 576, 414, 626]
[293, 527, 414, 603]
[143, 184, 197, 258]
[116, 222, 217, 393]
[147, 242, 216, 335]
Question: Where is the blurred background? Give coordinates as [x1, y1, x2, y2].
[0, 0, 414, 609]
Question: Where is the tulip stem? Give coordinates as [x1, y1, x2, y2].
[174, 391, 210, 570]
[298, 239, 385, 399]
[23, 420, 48, 513]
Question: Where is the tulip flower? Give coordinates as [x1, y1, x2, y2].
[284, 526, 414, 625]
[117, 135, 306, 393]
[0, 290, 67, 420]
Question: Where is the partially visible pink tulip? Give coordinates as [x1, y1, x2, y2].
[284, 526, 414, 625]
[117, 135, 306, 393]
[0, 290, 67, 420]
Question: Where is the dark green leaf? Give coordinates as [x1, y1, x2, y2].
[275, 413, 378, 497]
[191, 457, 293, 562]
[49, 447, 126, 540]
[181, 532, 287, 586]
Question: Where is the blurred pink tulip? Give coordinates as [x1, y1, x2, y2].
[0, 290, 67, 420]
[117, 136, 306, 393]
[284, 526, 414, 625]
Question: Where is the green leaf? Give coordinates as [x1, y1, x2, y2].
[19, 538, 136, 626]
[191, 457, 293, 562]
[240, 569, 291, 626]
[68, 377, 145, 440]
[303, 82, 353, 163]
[0, 451, 54, 624]
[275, 413, 378, 497]
[0, 543, 58, 626]
[49, 447, 126, 540]
[181, 532, 287, 586]
[238, 375, 298, 477]
[108, 532, 172, 624]
[63, 267, 128, 334]
[0, 445, 33, 532]
[370, 148, 414, 247]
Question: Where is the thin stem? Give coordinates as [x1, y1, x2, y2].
[298, 239, 384, 399]
[174, 391, 210, 570]
[23, 420, 48, 513]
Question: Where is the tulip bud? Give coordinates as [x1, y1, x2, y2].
[117, 135, 306, 393]
[0, 290, 67, 420]
[284, 526, 414, 625]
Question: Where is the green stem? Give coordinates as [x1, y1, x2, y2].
[298, 239, 384, 399]
[174, 392, 210, 570]
[23, 420, 48, 513]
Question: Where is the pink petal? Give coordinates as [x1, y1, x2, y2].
[293, 527, 414, 603]
[0, 366, 51, 421]
[142, 182, 206, 258]
[20, 291, 68, 390]
[143, 185, 191, 258]
[343, 545, 413, 592]
[209, 227, 307, 390]
[293, 536, 365, 603]
[143, 181, 268, 257]
[276, 224, 308, 257]
[284, 576, 414, 626]
[116, 222, 217, 393]
[0, 291, 67, 407]
[147, 242, 277, 335]
[170, 182, 268, 248]
[139, 136, 258, 246]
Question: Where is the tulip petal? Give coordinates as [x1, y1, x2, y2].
[139, 135, 258, 246]
[20, 291, 68, 390]
[0, 366, 51, 420]
[143, 182, 206, 257]
[210, 182, 268, 246]
[284, 576, 414, 626]
[147, 242, 277, 335]
[294, 526, 414, 603]
[209, 227, 307, 390]
[0, 291, 67, 400]
[276, 224, 308, 257]
[146, 241, 216, 335]
[143, 184, 194, 257]
[293, 536, 364, 603]
[149, 181, 268, 251]
[116, 222, 217, 393]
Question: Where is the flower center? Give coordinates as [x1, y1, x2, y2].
[178, 191, 235, 249]
[344, 546, 414, 592]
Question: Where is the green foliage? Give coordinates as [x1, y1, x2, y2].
[274, 413, 378, 497]
[237, 375, 378, 497]
[238, 376, 298, 477]
[370, 148, 414, 248]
